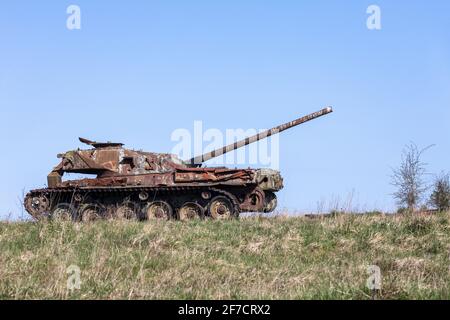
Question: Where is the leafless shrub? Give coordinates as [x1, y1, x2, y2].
[429, 172, 450, 212]
[391, 143, 433, 212]
[16, 188, 28, 221]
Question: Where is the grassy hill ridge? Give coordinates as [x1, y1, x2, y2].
[1, 213, 449, 299]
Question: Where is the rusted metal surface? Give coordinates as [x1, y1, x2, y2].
[25, 107, 333, 220]
[190, 107, 333, 165]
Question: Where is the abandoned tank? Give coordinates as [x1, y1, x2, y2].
[24, 107, 333, 221]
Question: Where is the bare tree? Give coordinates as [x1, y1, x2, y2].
[429, 172, 450, 212]
[391, 143, 432, 212]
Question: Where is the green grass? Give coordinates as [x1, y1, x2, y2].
[1, 213, 450, 299]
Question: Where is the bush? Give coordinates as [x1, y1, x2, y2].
[391, 143, 432, 211]
[429, 172, 450, 212]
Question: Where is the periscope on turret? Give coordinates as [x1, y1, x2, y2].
[24, 107, 333, 221]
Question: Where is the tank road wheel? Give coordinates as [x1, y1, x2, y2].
[25, 194, 50, 219]
[52, 203, 76, 221]
[178, 202, 204, 221]
[208, 196, 235, 220]
[79, 203, 105, 222]
[263, 192, 278, 213]
[116, 201, 139, 220]
[145, 201, 172, 220]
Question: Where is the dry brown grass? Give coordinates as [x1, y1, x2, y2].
[1, 212, 449, 299]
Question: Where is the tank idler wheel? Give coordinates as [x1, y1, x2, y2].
[145, 201, 172, 220]
[263, 192, 278, 213]
[116, 201, 139, 220]
[25, 195, 50, 218]
[52, 203, 76, 221]
[208, 196, 235, 220]
[178, 202, 204, 221]
[80, 203, 105, 222]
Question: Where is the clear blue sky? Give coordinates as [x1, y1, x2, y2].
[1, 1, 449, 219]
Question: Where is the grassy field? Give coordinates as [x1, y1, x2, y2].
[1, 213, 449, 300]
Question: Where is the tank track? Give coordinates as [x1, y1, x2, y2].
[24, 185, 242, 221]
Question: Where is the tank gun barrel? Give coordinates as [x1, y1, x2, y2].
[189, 106, 333, 166]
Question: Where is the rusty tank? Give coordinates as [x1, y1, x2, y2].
[24, 107, 333, 221]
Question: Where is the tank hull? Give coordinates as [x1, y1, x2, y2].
[24, 183, 278, 221]
[24, 167, 282, 220]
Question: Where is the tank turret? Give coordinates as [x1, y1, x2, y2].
[25, 107, 333, 221]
